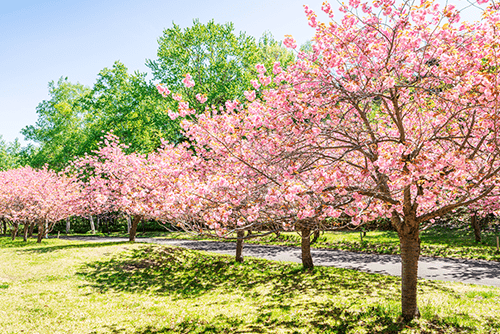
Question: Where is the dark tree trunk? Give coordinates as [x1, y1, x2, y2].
[2, 219, 6, 235]
[37, 224, 45, 243]
[471, 213, 481, 243]
[301, 227, 314, 269]
[23, 223, 29, 242]
[129, 215, 142, 242]
[28, 222, 35, 238]
[11, 222, 18, 240]
[311, 230, 320, 244]
[274, 230, 280, 238]
[235, 230, 245, 262]
[397, 220, 421, 321]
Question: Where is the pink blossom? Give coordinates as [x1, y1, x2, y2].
[196, 93, 207, 103]
[272, 62, 282, 75]
[251, 79, 261, 90]
[182, 73, 195, 88]
[244, 90, 256, 101]
[283, 35, 297, 49]
[258, 74, 272, 86]
[255, 63, 266, 74]
[156, 84, 171, 97]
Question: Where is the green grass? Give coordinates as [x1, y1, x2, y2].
[0, 237, 499, 333]
[159, 226, 500, 262]
[248, 227, 500, 261]
[59, 224, 500, 261]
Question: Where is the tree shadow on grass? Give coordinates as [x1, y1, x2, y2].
[121, 303, 478, 334]
[77, 245, 401, 300]
[16, 241, 130, 253]
[78, 245, 497, 333]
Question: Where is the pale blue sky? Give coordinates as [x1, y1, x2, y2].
[0, 0, 483, 145]
[0, 0, 328, 144]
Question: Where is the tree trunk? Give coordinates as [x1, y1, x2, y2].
[96, 216, 100, 232]
[23, 223, 29, 242]
[11, 222, 18, 241]
[311, 230, 320, 244]
[399, 225, 421, 321]
[235, 230, 244, 262]
[44, 220, 49, 239]
[89, 216, 96, 235]
[126, 215, 132, 234]
[2, 219, 6, 235]
[301, 227, 314, 269]
[129, 215, 142, 242]
[28, 222, 35, 238]
[471, 213, 481, 243]
[66, 217, 71, 234]
[37, 223, 45, 243]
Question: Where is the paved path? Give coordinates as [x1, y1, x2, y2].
[61, 236, 500, 287]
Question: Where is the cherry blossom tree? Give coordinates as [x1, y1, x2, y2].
[160, 0, 500, 320]
[72, 133, 175, 242]
[263, 0, 500, 320]
[0, 167, 80, 242]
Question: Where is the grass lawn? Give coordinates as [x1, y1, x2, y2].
[58, 223, 500, 261]
[139, 225, 500, 262]
[242, 226, 500, 261]
[0, 237, 499, 333]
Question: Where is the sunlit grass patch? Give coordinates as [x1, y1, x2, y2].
[1, 237, 499, 333]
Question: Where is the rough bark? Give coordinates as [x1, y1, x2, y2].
[66, 217, 71, 234]
[301, 227, 314, 269]
[89, 216, 96, 235]
[311, 230, 320, 244]
[2, 219, 6, 235]
[126, 215, 132, 234]
[23, 223, 29, 242]
[28, 222, 35, 238]
[235, 230, 245, 262]
[397, 219, 421, 321]
[129, 215, 142, 242]
[11, 222, 18, 240]
[471, 213, 481, 243]
[37, 223, 45, 243]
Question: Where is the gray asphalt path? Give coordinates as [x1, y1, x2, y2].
[61, 236, 500, 287]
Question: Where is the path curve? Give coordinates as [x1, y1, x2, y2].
[60, 236, 500, 287]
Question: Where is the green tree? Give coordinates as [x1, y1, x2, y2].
[79, 61, 180, 153]
[22, 63, 179, 169]
[22, 77, 90, 169]
[0, 137, 23, 170]
[147, 19, 295, 109]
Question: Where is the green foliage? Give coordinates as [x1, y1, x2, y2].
[0, 136, 24, 170]
[21, 77, 90, 169]
[79, 61, 181, 152]
[147, 19, 295, 110]
[22, 63, 180, 169]
[20, 21, 295, 168]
